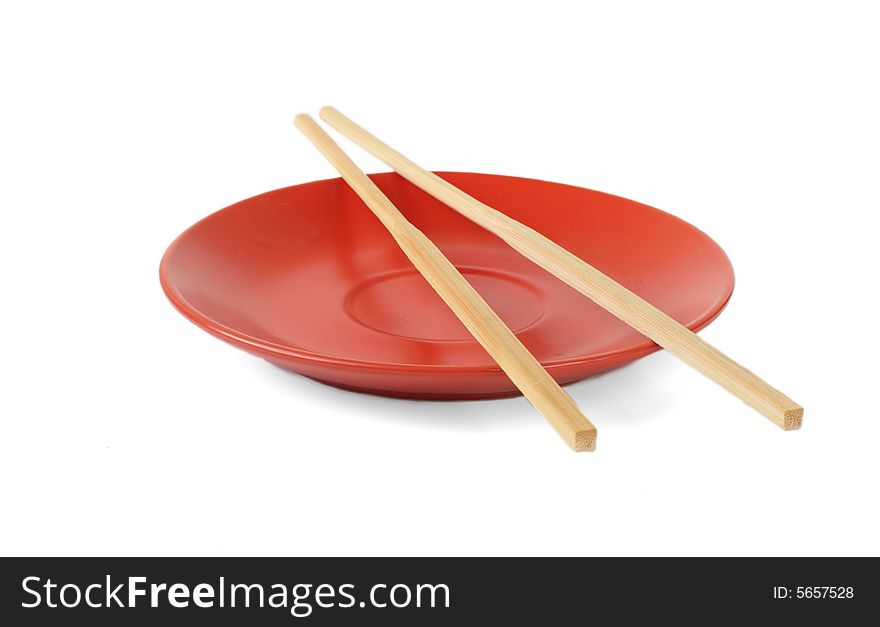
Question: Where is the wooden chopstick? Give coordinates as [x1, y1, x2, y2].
[319, 106, 804, 431]
[294, 114, 597, 451]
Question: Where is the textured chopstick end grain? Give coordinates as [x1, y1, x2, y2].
[783, 407, 804, 431]
[575, 427, 597, 452]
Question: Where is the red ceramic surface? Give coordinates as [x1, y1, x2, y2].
[160, 172, 734, 399]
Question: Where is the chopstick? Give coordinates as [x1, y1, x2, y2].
[319, 106, 804, 431]
[294, 114, 597, 451]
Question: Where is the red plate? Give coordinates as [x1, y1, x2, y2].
[160, 172, 734, 399]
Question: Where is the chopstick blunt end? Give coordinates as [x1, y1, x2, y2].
[783, 407, 804, 431]
[574, 428, 597, 452]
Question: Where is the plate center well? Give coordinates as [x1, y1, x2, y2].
[344, 267, 546, 342]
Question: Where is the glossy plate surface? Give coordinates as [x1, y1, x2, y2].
[160, 172, 734, 398]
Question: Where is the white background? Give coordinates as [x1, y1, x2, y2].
[2, 1, 878, 557]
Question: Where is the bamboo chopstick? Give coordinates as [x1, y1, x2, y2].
[319, 106, 803, 431]
[294, 114, 597, 451]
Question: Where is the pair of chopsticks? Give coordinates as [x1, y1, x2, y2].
[295, 107, 803, 452]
